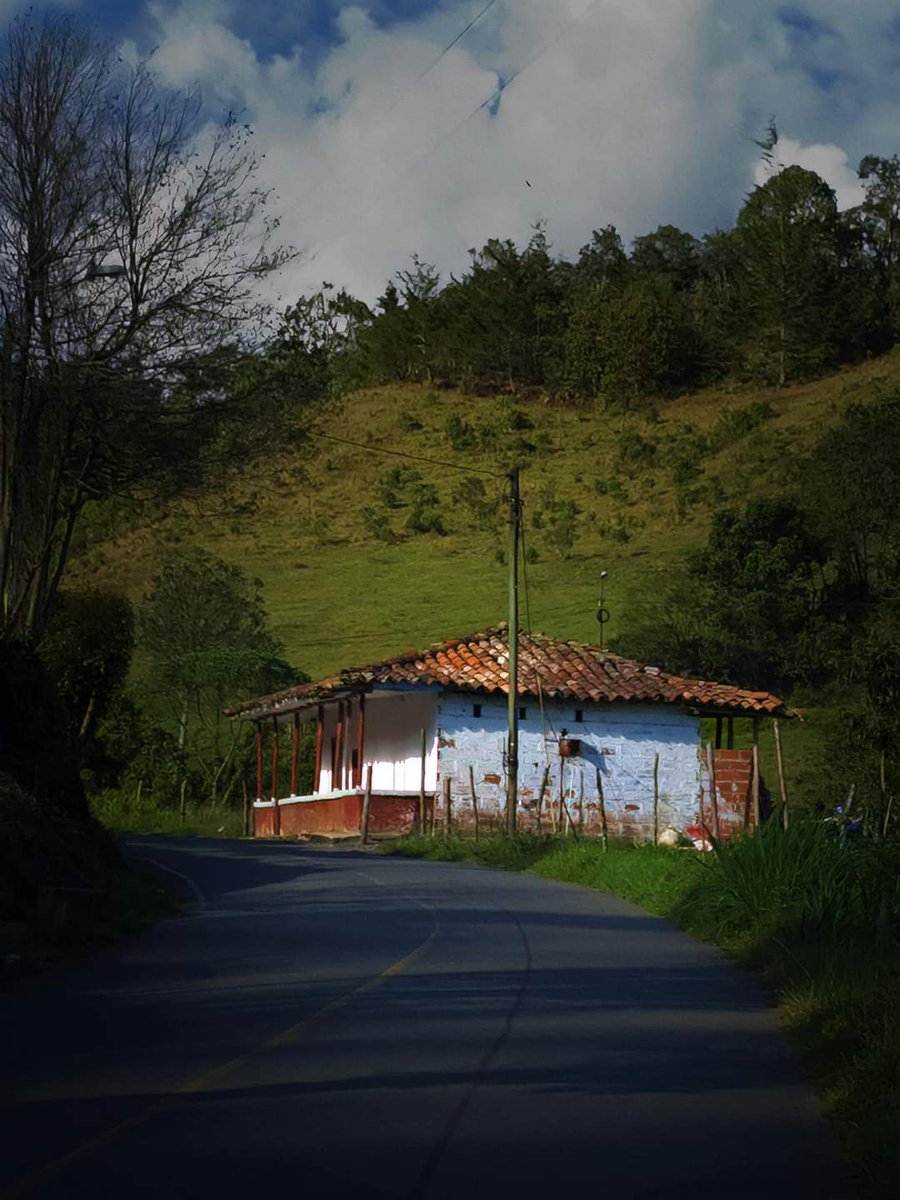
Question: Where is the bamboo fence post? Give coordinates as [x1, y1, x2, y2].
[596, 767, 609, 851]
[179, 778, 187, 825]
[536, 765, 550, 835]
[242, 778, 249, 837]
[773, 719, 789, 830]
[578, 768, 585, 835]
[361, 763, 372, 845]
[419, 727, 427, 832]
[751, 718, 761, 831]
[706, 742, 720, 841]
[554, 760, 564, 834]
[469, 765, 479, 840]
[652, 752, 660, 845]
[443, 775, 452, 837]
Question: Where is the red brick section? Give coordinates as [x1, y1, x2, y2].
[253, 795, 426, 838]
[229, 625, 792, 722]
[695, 748, 755, 838]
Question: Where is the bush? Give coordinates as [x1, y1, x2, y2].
[445, 413, 475, 451]
[406, 503, 446, 535]
[595, 477, 629, 503]
[362, 505, 399, 543]
[616, 428, 657, 475]
[452, 476, 501, 531]
[710, 400, 776, 450]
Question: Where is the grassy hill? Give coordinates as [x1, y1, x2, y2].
[69, 349, 900, 806]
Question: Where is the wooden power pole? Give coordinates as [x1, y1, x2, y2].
[507, 467, 520, 836]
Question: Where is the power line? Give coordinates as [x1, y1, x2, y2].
[306, 0, 602, 268]
[408, 0, 501, 92]
[310, 429, 508, 479]
[296, 0, 500, 225]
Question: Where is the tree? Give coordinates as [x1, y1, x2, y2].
[733, 131, 842, 385]
[616, 499, 825, 693]
[40, 590, 133, 745]
[0, 15, 289, 646]
[138, 551, 301, 805]
[630, 225, 701, 292]
[563, 279, 698, 406]
[799, 397, 900, 602]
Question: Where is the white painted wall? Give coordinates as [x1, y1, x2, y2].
[316, 689, 438, 794]
[436, 692, 702, 835]
[295, 685, 701, 836]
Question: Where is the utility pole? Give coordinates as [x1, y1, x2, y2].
[507, 466, 520, 835]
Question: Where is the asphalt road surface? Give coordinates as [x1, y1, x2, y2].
[1, 837, 850, 1199]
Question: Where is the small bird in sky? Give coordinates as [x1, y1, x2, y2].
[525, 179, 532, 187]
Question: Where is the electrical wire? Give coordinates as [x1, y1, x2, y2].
[305, 0, 602, 268]
[296, 0, 501, 222]
[310, 429, 508, 478]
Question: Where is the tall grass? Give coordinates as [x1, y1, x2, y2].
[90, 790, 245, 838]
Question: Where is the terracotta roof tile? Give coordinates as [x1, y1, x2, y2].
[228, 624, 794, 722]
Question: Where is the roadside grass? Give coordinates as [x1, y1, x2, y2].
[383, 822, 900, 1197]
[90, 791, 245, 839]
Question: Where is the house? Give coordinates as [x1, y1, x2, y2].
[228, 625, 792, 841]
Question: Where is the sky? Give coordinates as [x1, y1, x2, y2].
[7, 1, 900, 305]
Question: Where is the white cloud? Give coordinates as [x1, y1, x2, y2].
[139, 0, 900, 305]
[753, 135, 864, 210]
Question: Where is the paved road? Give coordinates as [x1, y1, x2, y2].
[0, 837, 849, 1199]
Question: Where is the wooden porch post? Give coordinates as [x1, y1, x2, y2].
[334, 702, 345, 791]
[271, 717, 280, 837]
[314, 705, 324, 793]
[715, 716, 723, 750]
[290, 712, 300, 797]
[355, 695, 366, 788]
[255, 724, 263, 801]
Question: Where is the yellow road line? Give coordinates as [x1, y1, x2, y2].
[3, 866, 440, 1198]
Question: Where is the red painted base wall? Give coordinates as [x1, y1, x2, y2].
[254, 794, 429, 838]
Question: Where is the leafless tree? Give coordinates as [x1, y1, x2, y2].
[0, 14, 290, 644]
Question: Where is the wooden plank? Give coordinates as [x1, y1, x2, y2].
[536, 765, 550, 836]
[255, 725, 263, 801]
[313, 705, 324, 793]
[419, 727, 427, 832]
[751, 717, 760, 831]
[290, 711, 300, 797]
[355, 695, 366, 788]
[271, 717, 280, 837]
[653, 751, 660, 845]
[334, 702, 344, 790]
[361, 763, 373, 844]
[469, 765, 479, 841]
[706, 742, 720, 841]
[595, 766, 609, 851]
[443, 775, 452, 837]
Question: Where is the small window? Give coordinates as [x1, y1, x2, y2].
[473, 703, 482, 718]
[574, 709, 584, 723]
[518, 706, 527, 720]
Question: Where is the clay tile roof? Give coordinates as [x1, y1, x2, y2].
[228, 624, 794, 722]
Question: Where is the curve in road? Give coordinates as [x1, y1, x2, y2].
[0, 837, 851, 1199]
